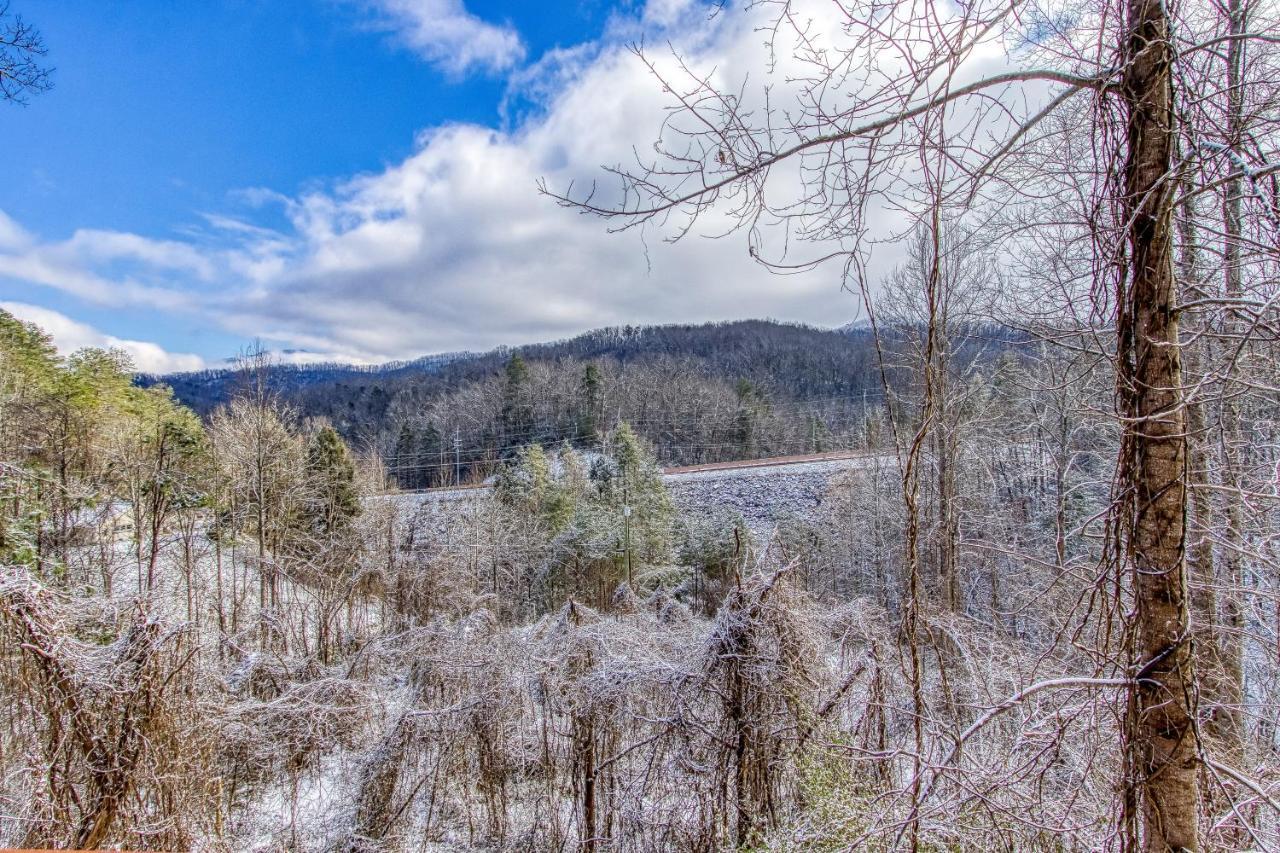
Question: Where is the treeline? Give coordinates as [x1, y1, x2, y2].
[382, 352, 888, 489]
[145, 319, 894, 429]
[0, 309, 372, 655]
[381, 320, 1019, 489]
[143, 320, 1020, 490]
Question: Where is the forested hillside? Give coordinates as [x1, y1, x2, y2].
[146, 320, 891, 426]
[145, 320, 1019, 488]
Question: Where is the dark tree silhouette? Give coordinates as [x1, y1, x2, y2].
[0, 3, 51, 105]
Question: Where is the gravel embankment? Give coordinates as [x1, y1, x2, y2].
[384, 453, 898, 539]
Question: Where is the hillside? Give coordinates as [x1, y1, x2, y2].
[142, 319, 1018, 487]
[143, 320, 881, 417]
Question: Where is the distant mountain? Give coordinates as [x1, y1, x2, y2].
[141, 320, 884, 419]
[137, 350, 475, 415]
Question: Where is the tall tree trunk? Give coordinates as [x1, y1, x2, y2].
[936, 398, 961, 612]
[1120, 0, 1199, 847]
[215, 536, 226, 661]
[1176, 184, 1238, 749]
[1217, 0, 1248, 748]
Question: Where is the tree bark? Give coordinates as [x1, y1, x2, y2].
[1120, 0, 1199, 847]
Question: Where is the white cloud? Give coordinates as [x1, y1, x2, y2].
[0, 224, 201, 310]
[0, 0, 1041, 366]
[0, 210, 33, 252]
[641, 0, 701, 27]
[0, 302, 206, 374]
[194, 0, 886, 360]
[363, 0, 525, 74]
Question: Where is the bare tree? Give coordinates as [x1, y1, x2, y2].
[0, 3, 50, 105]
[546, 1, 1280, 846]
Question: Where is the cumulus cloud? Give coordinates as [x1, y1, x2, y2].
[0, 302, 206, 374]
[363, 0, 525, 74]
[1, 0, 1039, 365]
[0, 224, 202, 310]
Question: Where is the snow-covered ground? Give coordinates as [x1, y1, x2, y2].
[664, 453, 897, 534]
[383, 452, 900, 538]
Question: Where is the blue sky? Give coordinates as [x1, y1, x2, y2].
[0, 0, 851, 370]
[6, 1, 621, 235]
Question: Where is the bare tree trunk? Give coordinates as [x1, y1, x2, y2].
[215, 536, 226, 661]
[257, 482, 268, 651]
[1120, 0, 1199, 846]
[898, 213, 945, 851]
[1216, 0, 1248, 748]
[147, 505, 162, 593]
[580, 714, 597, 852]
[937, 418, 960, 612]
[1177, 185, 1236, 749]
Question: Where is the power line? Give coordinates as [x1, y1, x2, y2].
[382, 424, 873, 466]
[384, 395, 887, 461]
[380, 436, 872, 475]
[393, 389, 887, 435]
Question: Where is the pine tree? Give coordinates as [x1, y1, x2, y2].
[419, 421, 442, 488]
[125, 384, 208, 590]
[578, 363, 603, 444]
[394, 423, 421, 490]
[733, 379, 765, 458]
[305, 426, 361, 535]
[500, 353, 534, 449]
[600, 423, 673, 567]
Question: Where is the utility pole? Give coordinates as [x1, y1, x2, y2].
[862, 389, 869, 449]
[453, 426, 462, 486]
[693, 562, 700, 613]
[622, 480, 633, 588]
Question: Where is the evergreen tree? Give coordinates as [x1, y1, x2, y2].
[304, 426, 361, 535]
[578, 363, 603, 443]
[0, 312, 67, 570]
[805, 413, 828, 453]
[733, 379, 766, 458]
[591, 423, 674, 566]
[125, 384, 209, 589]
[496, 442, 579, 535]
[500, 353, 534, 449]
[394, 422, 421, 490]
[496, 443, 551, 513]
[418, 421, 443, 488]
